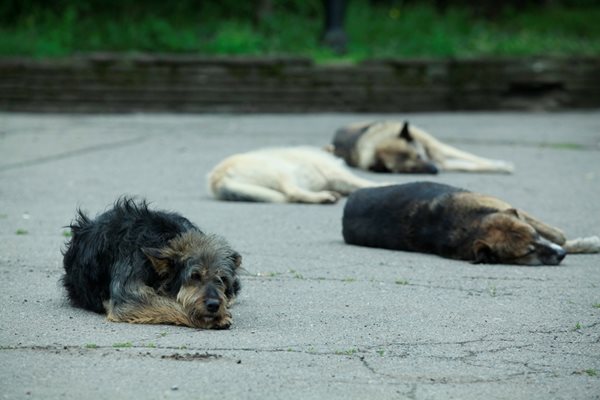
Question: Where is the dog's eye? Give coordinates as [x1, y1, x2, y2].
[190, 272, 202, 281]
[219, 276, 230, 287]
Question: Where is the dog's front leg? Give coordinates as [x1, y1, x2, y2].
[105, 293, 195, 327]
[517, 210, 566, 245]
[326, 170, 385, 195]
[106, 284, 229, 329]
[189, 309, 232, 330]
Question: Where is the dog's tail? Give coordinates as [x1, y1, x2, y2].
[563, 236, 600, 254]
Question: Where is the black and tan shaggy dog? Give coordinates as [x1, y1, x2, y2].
[62, 198, 242, 329]
[342, 182, 599, 265]
[332, 121, 514, 174]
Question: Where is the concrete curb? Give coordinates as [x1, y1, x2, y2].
[1, 54, 599, 113]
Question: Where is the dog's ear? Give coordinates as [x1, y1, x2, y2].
[229, 251, 242, 269]
[502, 208, 524, 219]
[472, 240, 494, 264]
[142, 247, 171, 276]
[399, 121, 413, 142]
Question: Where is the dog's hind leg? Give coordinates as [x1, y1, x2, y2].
[278, 179, 341, 204]
[563, 236, 600, 254]
[417, 129, 514, 173]
[325, 170, 385, 195]
[212, 179, 288, 203]
[441, 158, 514, 174]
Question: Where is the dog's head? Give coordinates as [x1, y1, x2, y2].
[375, 121, 438, 174]
[142, 232, 242, 328]
[472, 209, 566, 265]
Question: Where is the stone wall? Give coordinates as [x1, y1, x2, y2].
[1, 54, 598, 112]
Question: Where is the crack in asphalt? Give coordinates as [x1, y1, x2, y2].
[354, 353, 555, 385]
[245, 274, 528, 296]
[2, 340, 596, 384]
[528, 320, 600, 334]
[0, 136, 149, 172]
[1, 337, 582, 358]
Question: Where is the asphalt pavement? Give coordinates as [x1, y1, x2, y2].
[1, 112, 599, 399]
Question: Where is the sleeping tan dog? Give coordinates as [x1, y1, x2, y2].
[207, 146, 383, 204]
[332, 121, 514, 174]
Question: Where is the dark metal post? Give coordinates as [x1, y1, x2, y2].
[322, 0, 347, 55]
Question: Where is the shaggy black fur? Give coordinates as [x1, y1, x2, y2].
[62, 198, 241, 329]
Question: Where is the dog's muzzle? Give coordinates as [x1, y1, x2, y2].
[538, 242, 566, 266]
[205, 298, 221, 314]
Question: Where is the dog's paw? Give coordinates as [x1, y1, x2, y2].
[496, 161, 515, 174]
[190, 317, 232, 330]
[317, 191, 342, 204]
[565, 236, 600, 254]
[211, 313, 233, 330]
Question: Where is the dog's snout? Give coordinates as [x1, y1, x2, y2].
[539, 242, 567, 265]
[424, 162, 438, 174]
[411, 162, 438, 174]
[205, 298, 221, 313]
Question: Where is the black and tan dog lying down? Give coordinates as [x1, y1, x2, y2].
[333, 121, 514, 174]
[342, 182, 599, 265]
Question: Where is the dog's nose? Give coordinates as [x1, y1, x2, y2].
[425, 163, 439, 174]
[556, 248, 567, 262]
[205, 298, 221, 313]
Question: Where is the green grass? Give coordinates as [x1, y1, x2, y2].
[1, 2, 599, 60]
[15, 229, 28, 235]
[544, 142, 585, 150]
[335, 348, 358, 356]
[112, 342, 133, 348]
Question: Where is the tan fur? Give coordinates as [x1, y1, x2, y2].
[351, 121, 514, 173]
[563, 236, 600, 253]
[177, 284, 231, 329]
[208, 146, 385, 204]
[138, 232, 240, 329]
[105, 287, 193, 327]
[475, 212, 541, 263]
[461, 193, 598, 261]
[105, 283, 232, 329]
